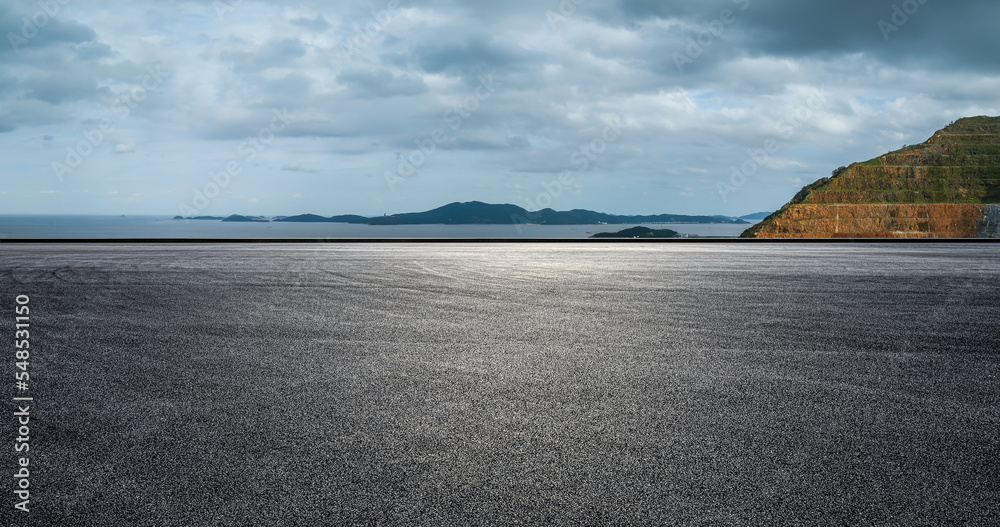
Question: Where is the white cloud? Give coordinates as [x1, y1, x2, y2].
[1, 0, 998, 216]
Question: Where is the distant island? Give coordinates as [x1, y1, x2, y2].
[275, 213, 370, 223]
[176, 201, 752, 226]
[590, 226, 685, 239]
[220, 215, 270, 223]
[744, 116, 1000, 238]
[736, 212, 772, 221]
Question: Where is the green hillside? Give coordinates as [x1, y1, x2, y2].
[744, 116, 1000, 238]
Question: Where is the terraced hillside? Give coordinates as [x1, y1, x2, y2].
[743, 116, 1000, 238]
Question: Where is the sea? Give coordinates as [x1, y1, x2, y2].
[1, 243, 997, 525]
[0, 215, 753, 239]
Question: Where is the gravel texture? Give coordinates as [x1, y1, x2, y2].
[1, 243, 999, 526]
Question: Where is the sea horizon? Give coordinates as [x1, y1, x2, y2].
[0, 215, 756, 239]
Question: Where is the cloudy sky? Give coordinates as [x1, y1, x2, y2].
[1, 0, 998, 217]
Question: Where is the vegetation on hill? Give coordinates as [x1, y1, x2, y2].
[740, 178, 830, 238]
[743, 116, 1000, 238]
[590, 226, 683, 238]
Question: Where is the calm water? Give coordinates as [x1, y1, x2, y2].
[0, 215, 753, 238]
[1, 244, 998, 525]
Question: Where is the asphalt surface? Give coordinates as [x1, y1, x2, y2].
[1, 243, 998, 526]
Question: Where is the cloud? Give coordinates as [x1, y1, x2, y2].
[72, 41, 115, 60]
[290, 14, 331, 32]
[218, 37, 308, 74]
[281, 162, 318, 173]
[24, 73, 103, 104]
[1, 0, 998, 217]
[0, 5, 97, 54]
[336, 68, 428, 98]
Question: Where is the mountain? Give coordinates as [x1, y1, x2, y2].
[743, 116, 1000, 238]
[738, 212, 772, 221]
[276, 214, 369, 223]
[590, 226, 683, 238]
[364, 201, 747, 225]
[221, 214, 270, 223]
[365, 202, 528, 225]
[218, 202, 749, 226]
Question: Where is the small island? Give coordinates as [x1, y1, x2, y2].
[590, 226, 685, 239]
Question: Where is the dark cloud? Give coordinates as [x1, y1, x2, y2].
[505, 135, 531, 149]
[437, 137, 515, 151]
[413, 36, 541, 77]
[337, 67, 427, 98]
[616, 0, 711, 21]
[0, 5, 96, 54]
[290, 14, 330, 32]
[733, 0, 988, 70]
[24, 73, 103, 104]
[620, 0, 1000, 72]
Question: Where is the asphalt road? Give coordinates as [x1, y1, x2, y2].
[1, 243, 998, 526]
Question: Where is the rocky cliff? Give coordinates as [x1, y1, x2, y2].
[743, 116, 1000, 238]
